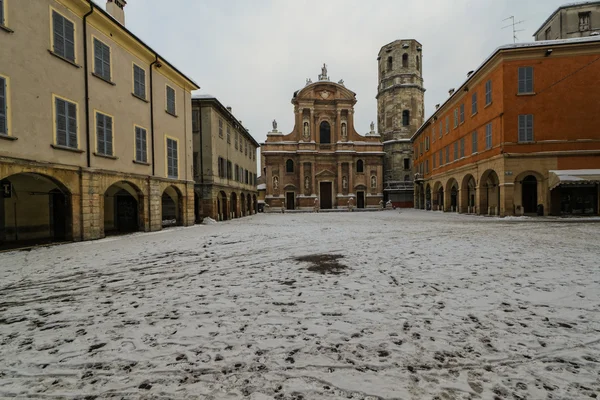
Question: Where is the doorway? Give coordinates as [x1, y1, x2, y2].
[49, 189, 67, 240]
[115, 190, 138, 232]
[357, 191, 365, 209]
[286, 192, 295, 210]
[319, 182, 333, 209]
[522, 175, 538, 214]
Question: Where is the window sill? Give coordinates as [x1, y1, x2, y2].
[92, 72, 116, 86]
[484, 102, 492, 109]
[0, 24, 14, 33]
[48, 50, 81, 68]
[133, 160, 151, 166]
[167, 175, 179, 180]
[166, 110, 178, 118]
[51, 144, 84, 153]
[471, 112, 478, 117]
[517, 92, 536, 96]
[517, 141, 535, 144]
[0, 134, 17, 141]
[132, 93, 149, 103]
[94, 152, 118, 160]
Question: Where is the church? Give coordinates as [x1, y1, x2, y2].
[261, 66, 385, 210]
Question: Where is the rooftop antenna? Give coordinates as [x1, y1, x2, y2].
[502, 16, 525, 44]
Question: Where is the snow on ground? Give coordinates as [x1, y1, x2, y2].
[1, 210, 599, 400]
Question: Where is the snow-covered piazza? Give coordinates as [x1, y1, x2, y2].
[1, 210, 599, 400]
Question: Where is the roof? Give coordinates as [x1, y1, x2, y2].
[86, 0, 199, 89]
[534, 1, 600, 36]
[549, 169, 600, 190]
[412, 35, 600, 141]
[192, 94, 260, 147]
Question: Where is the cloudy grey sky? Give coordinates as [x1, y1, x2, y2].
[94, 0, 568, 145]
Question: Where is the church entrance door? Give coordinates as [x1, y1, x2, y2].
[286, 192, 295, 210]
[357, 191, 365, 209]
[320, 182, 333, 209]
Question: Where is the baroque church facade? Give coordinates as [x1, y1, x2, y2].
[261, 66, 385, 210]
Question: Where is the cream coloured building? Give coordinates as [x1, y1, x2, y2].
[192, 95, 259, 221]
[0, 0, 199, 248]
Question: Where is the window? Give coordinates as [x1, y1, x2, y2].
[404, 158, 410, 170]
[445, 146, 450, 164]
[135, 126, 147, 163]
[425, 136, 430, 151]
[227, 160, 232, 180]
[133, 64, 146, 99]
[425, 159, 429, 174]
[96, 112, 113, 156]
[485, 80, 492, 105]
[433, 154, 436, 169]
[402, 53, 408, 68]
[218, 119, 223, 138]
[545, 26, 552, 40]
[453, 141, 458, 160]
[320, 121, 331, 144]
[454, 109, 458, 128]
[55, 97, 78, 148]
[0, 76, 6, 136]
[471, 92, 478, 115]
[245, 170, 249, 185]
[387, 56, 393, 71]
[93, 38, 111, 81]
[245, 140, 248, 156]
[286, 159, 294, 173]
[402, 110, 410, 126]
[438, 150, 443, 166]
[235, 132, 238, 149]
[518, 67, 534, 94]
[416, 56, 420, 71]
[357, 160, 364, 173]
[518, 115, 534, 142]
[579, 12, 591, 31]
[0, 0, 5, 26]
[193, 152, 199, 177]
[445, 116, 449, 133]
[460, 137, 465, 158]
[472, 131, 478, 153]
[166, 85, 176, 115]
[439, 124, 442, 138]
[459, 104, 465, 124]
[227, 125, 231, 144]
[485, 123, 493, 149]
[52, 11, 75, 63]
[218, 157, 224, 178]
[192, 109, 200, 133]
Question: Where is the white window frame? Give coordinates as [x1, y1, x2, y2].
[485, 123, 493, 149]
[471, 92, 478, 115]
[472, 131, 478, 154]
[485, 80, 492, 105]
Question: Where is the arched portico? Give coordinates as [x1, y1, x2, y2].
[514, 171, 545, 215]
[479, 170, 500, 216]
[247, 193, 252, 215]
[252, 194, 258, 213]
[219, 191, 228, 221]
[432, 181, 444, 211]
[240, 194, 246, 217]
[425, 184, 432, 210]
[460, 174, 477, 214]
[445, 178, 459, 212]
[230, 192, 238, 219]
[162, 186, 183, 227]
[103, 181, 144, 235]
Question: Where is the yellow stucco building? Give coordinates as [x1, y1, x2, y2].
[0, 0, 199, 248]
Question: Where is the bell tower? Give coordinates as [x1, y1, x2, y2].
[376, 39, 425, 206]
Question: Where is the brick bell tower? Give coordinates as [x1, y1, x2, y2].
[376, 39, 425, 207]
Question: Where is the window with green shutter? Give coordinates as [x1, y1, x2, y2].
[135, 126, 147, 163]
[96, 112, 113, 156]
[52, 11, 75, 62]
[133, 64, 146, 99]
[166, 86, 176, 115]
[93, 38, 111, 81]
[0, 77, 6, 135]
[167, 138, 178, 178]
[55, 97, 78, 148]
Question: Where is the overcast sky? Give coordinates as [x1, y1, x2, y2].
[94, 0, 568, 145]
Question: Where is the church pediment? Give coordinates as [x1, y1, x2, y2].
[316, 169, 336, 178]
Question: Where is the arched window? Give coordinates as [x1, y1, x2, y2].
[416, 55, 420, 71]
[286, 159, 294, 173]
[319, 121, 331, 144]
[387, 56, 393, 71]
[402, 53, 408, 68]
[356, 160, 364, 173]
[402, 110, 410, 126]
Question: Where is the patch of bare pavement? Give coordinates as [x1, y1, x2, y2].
[0, 210, 599, 399]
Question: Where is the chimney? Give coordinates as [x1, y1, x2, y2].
[226, 106, 232, 113]
[435, 104, 440, 110]
[467, 70, 475, 78]
[448, 88, 455, 96]
[106, 0, 127, 26]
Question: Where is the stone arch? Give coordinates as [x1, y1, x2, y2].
[445, 178, 459, 212]
[425, 183, 432, 210]
[319, 121, 331, 144]
[103, 180, 144, 235]
[247, 193, 252, 215]
[387, 56, 393, 71]
[402, 53, 408, 68]
[416, 55, 420, 71]
[219, 191, 228, 221]
[0, 172, 74, 248]
[240, 193, 246, 217]
[252, 194, 257, 213]
[460, 174, 477, 213]
[514, 170, 544, 215]
[162, 185, 183, 227]
[230, 192, 238, 219]
[432, 181, 444, 211]
[479, 169, 500, 215]
[286, 159, 294, 173]
[356, 159, 364, 173]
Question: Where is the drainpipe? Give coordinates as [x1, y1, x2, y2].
[83, 5, 94, 168]
[150, 56, 159, 176]
[199, 104, 204, 184]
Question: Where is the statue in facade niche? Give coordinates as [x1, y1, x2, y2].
[303, 122, 310, 140]
[273, 176, 279, 190]
[305, 176, 310, 190]
[342, 176, 348, 189]
[341, 123, 347, 138]
[371, 175, 377, 188]
[272, 119, 278, 131]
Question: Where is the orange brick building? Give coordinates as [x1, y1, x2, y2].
[412, 36, 600, 216]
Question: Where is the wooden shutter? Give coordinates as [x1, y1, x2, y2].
[167, 86, 176, 114]
[135, 127, 142, 161]
[94, 39, 103, 76]
[53, 11, 65, 57]
[64, 18, 75, 62]
[0, 0, 5, 25]
[0, 77, 5, 135]
[67, 101, 77, 147]
[56, 99, 67, 146]
[105, 115, 113, 155]
[141, 129, 147, 162]
[96, 113, 105, 154]
[102, 43, 111, 80]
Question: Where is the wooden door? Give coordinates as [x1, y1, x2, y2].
[320, 182, 332, 209]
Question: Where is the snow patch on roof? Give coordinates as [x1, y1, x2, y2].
[192, 93, 216, 100]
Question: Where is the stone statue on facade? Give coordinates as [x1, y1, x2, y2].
[319, 63, 329, 81]
[305, 176, 310, 190]
[371, 175, 377, 188]
[303, 122, 310, 140]
[306, 78, 313, 86]
[273, 176, 279, 190]
[272, 119, 278, 131]
[341, 123, 347, 138]
[342, 176, 348, 189]
[370, 121, 375, 132]
[338, 79, 344, 85]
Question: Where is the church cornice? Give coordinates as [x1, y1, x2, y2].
[376, 84, 426, 99]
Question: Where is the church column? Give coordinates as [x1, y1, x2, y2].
[310, 107, 316, 142]
[300, 161, 305, 196]
[336, 109, 342, 143]
[311, 160, 316, 197]
[377, 163, 383, 195]
[337, 162, 343, 196]
[349, 161, 354, 195]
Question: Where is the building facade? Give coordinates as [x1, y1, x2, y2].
[412, 36, 600, 217]
[192, 95, 259, 221]
[261, 67, 384, 210]
[0, 0, 199, 248]
[534, 1, 600, 41]
[377, 39, 425, 208]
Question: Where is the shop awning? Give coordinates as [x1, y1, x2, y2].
[549, 170, 600, 190]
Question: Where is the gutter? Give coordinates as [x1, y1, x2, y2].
[83, 5, 94, 168]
